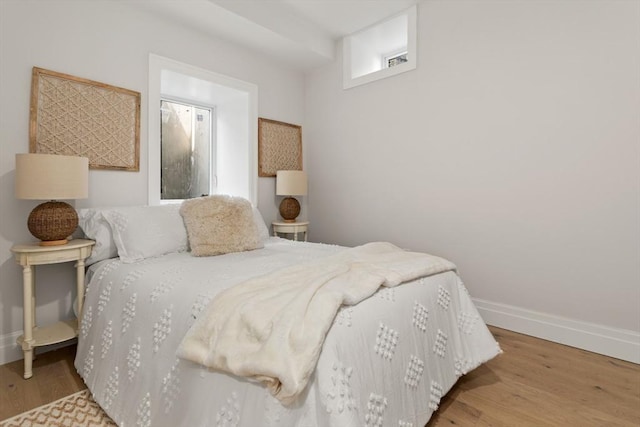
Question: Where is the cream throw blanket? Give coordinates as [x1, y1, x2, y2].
[177, 242, 456, 404]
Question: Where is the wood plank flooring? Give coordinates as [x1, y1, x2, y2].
[1, 327, 638, 425]
[429, 328, 640, 426]
[0, 345, 85, 421]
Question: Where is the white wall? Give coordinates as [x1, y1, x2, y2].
[0, 0, 304, 362]
[305, 1, 639, 360]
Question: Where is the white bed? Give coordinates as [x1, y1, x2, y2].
[74, 203, 500, 427]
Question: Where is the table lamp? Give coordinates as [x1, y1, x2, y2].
[15, 153, 89, 246]
[276, 170, 307, 222]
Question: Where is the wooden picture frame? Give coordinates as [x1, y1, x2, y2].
[29, 67, 141, 171]
[258, 118, 302, 177]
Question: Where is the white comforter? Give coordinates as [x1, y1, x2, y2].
[178, 242, 456, 404]
[76, 238, 500, 427]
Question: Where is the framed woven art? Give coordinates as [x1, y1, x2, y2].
[29, 67, 141, 171]
[258, 118, 302, 177]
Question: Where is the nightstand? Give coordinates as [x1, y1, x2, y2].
[10, 239, 95, 379]
[272, 221, 309, 242]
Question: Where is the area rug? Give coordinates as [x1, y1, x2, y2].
[0, 389, 116, 427]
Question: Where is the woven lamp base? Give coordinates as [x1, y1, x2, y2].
[279, 197, 301, 222]
[27, 201, 78, 246]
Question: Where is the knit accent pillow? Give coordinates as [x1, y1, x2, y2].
[180, 195, 263, 256]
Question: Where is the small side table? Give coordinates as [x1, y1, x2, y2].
[11, 238, 95, 379]
[272, 221, 309, 242]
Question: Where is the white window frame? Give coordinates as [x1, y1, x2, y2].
[148, 54, 258, 206]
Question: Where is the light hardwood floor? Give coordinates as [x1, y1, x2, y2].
[1, 327, 638, 425]
[0, 345, 84, 421]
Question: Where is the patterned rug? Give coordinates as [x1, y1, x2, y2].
[0, 389, 116, 427]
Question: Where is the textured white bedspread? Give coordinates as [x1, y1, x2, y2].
[75, 238, 501, 427]
[178, 242, 457, 404]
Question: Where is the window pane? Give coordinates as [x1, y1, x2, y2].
[387, 52, 408, 68]
[161, 100, 211, 200]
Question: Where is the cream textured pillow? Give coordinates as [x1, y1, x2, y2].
[180, 195, 263, 256]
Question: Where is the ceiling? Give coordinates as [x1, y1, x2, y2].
[131, 0, 420, 70]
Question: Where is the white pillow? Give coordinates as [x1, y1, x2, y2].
[252, 207, 270, 242]
[103, 204, 188, 263]
[77, 208, 118, 266]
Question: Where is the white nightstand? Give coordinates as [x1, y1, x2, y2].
[10, 238, 95, 379]
[272, 221, 309, 242]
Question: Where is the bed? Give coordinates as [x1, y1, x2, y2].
[74, 200, 501, 427]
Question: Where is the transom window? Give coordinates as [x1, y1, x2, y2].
[343, 5, 417, 89]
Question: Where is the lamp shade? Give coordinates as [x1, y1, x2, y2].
[15, 153, 88, 200]
[276, 170, 307, 196]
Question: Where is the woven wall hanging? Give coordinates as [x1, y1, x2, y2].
[258, 118, 302, 177]
[29, 67, 141, 171]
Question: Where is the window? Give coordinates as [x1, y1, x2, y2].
[343, 5, 417, 89]
[148, 54, 258, 206]
[384, 51, 408, 69]
[160, 100, 214, 200]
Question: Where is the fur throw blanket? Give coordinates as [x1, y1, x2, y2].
[177, 242, 456, 403]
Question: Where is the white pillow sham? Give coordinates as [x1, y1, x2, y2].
[77, 208, 118, 266]
[103, 204, 188, 263]
[252, 207, 270, 242]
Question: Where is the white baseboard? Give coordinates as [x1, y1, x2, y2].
[2, 299, 638, 366]
[0, 330, 77, 366]
[474, 298, 640, 364]
[0, 330, 23, 365]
